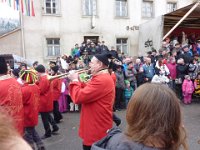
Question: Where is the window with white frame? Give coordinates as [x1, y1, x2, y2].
[46, 38, 60, 56]
[45, 0, 60, 14]
[167, 2, 177, 13]
[116, 0, 128, 17]
[83, 0, 97, 16]
[142, 1, 154, 18]
[116, 38, 128, 54]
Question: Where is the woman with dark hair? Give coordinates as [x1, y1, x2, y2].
[92, 83, 188, 150]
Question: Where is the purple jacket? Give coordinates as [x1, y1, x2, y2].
[166, 63, 177, 80]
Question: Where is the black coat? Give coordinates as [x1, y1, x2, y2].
[176, 64, 188, 81]
[136, 72, 146, 86]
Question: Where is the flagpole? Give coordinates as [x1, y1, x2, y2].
[19, 7, 26, 58]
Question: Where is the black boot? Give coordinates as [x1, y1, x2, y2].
[41, 134, 51, 140]
[52, 125, 59, 133]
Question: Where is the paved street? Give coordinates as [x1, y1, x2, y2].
[36, 101, 200, 150]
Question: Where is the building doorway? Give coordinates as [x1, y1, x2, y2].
[84, 36, 99, 45]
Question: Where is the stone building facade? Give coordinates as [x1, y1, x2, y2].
[0, 0, 195, 64]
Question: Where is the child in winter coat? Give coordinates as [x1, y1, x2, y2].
[124, 80, 133, 107]
[194, 72, 200, 96]
[182, 75, 194, 104]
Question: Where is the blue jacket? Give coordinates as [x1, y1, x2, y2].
[124, 87, 133, 99]
[143, 64, 155, 79]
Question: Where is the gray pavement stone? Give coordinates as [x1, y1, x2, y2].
[36, 102, 200, 150]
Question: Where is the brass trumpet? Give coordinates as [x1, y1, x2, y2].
[48, 68, 91, 81]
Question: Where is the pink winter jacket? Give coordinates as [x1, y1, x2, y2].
[182, 79, 194, 94]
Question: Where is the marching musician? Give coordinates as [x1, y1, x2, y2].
[20, 70, 45, 150]
[68, 53, 115, 150]
[50, 65, 63, 123]
[35, 64, 59, 139]
[0, 57, 24, 135]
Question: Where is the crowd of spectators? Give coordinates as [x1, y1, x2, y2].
[10, 33, 200, 112]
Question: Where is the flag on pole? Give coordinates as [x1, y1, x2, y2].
[20, 0, 23, 14]
[27, 0, 30, 16]
[16, 0, 19, 10]
[0, 0, 35, 16]
[31, 0, 35, 16]
[13, 0, 15, 10]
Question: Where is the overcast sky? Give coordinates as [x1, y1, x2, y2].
[0, 2, 19, 19]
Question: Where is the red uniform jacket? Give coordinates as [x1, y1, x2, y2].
[111, 72, 116, 86]
[69, 73, 115, 146]
[37, 75, 53, 112]
[22, 84, 40, 127]
[0, 75, 24, 135]
[50, 78, 61, 101]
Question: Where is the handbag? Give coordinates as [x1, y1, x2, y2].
[175, 78, 182, 84]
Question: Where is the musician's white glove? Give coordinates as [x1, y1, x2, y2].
[69, 70, 76, 74]
[68, 70, 79, 82]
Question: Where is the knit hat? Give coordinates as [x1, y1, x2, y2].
[184, 75, 190, 79]
[20, 70, 38, 84]
[94, 52, 112, 66]
[0, 57, 8, 74]
[124, 80, 130, 85]
[182, 44, 189, 49]
[35, 64, 45, 73]
[162, 59, 167, 64]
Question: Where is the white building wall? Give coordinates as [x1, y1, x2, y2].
[1, 0, 195, 64]
[0, 29, 22, 56]
[23, 0, 144, 64]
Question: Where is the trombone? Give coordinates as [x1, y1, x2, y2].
[48, 68, 91, 81]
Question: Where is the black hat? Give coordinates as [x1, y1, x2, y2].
[0, 57, 8, 74]
[51, 65, 59, 73]
[95, 52, 112, 66]
[152, 49, 157, 53]
[33, 61, 38, 66]
[147, 51, 152, 55]
[12, 68, 20, 78]
[20, 63, 27, 67]
[49, 61, 56, 68]
[35, 64, 45, 73]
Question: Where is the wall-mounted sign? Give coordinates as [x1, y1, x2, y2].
[126, 26, 139, 31]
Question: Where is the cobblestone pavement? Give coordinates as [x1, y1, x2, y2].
[36, 101, 200, 150]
